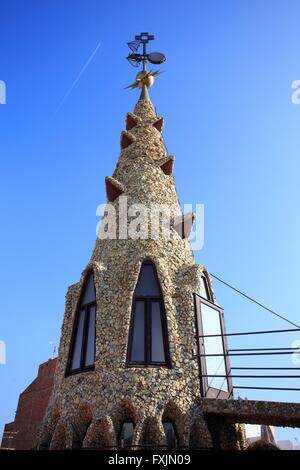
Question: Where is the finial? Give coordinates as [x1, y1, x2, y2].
[125, 32, 166, 101]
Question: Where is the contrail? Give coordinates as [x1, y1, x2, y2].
[53, 40, 102, 115]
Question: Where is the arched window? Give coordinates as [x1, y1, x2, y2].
[163, 420, 178, 449]
[71, 421, 91, 449]
[200, 275, 212, 301]
[67, 271, 96, 375]
[127, 261, 171, 367]
[118, 421, 134, 448]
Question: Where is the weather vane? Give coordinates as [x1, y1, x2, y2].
[125, 32, 166, 99]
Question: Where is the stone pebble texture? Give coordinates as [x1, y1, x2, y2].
[38, 98, 246, 450]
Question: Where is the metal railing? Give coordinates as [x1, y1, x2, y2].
[195, 327, 300, 392]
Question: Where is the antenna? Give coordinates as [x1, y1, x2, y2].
[126, 32, 166, 70]
[125, 32, 166, 99]
[49, 341, 57, 359]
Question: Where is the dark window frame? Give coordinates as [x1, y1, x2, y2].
[66, 271, 96, 376]
[126, 261, 171, 368]
[193, 293, 233, 398]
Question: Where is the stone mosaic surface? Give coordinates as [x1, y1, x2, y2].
[38, 99, 244, 450]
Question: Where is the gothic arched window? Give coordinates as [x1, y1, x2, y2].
[67, 271, 96, 375]
[163, 420, 178, 449]
[118, 421, 134, 448]
[127, 261, 171, 367]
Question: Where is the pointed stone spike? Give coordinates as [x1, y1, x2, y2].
[153, 117, 164, 132]
[173, 212, 195, 239]
[126, 113, 141, 131]
[120, 131, 135, 149]
[160, 156, 175, 176]
[105, 176, 124, 202]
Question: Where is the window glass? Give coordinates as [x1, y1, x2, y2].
[136, 264, 160, 296]
[85, 305, 96, 367]
[201, 302, 228, 391]
[151, 302, 165, 362]
[200, 276, 210, 300]
[163, 421, 178, 449]
[71, 309, 85, 370]
[128, 262, 169, 366]
[131, 301, 145, 362]
[82, 273, 96, 305]
[68, 271, 96, 374]
[119, 422, 134, 448]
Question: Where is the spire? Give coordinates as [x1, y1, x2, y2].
[133, 96, 157, 119]
[125, 32, 166, 103]
[139, 84, 149, 101]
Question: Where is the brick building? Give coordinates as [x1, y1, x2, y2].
[1, 359, 57, 449]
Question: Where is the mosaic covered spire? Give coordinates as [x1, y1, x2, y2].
[37, 35, 242, 451]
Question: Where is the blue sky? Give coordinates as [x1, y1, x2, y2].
[1, 0, 300, 445]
